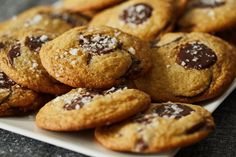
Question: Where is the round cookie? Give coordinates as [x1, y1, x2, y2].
[0, 70, 43, 117]
[135, 32, 236, 103]
[40, 26, 152, 89]
[0, 6, 89, 35]
[36, 87, 151, 131]
[63, 0, 125, 12]
[90, 0, 176, 40]
[0, 29, 71, 95]
[95, 102, 215, 153]
[178, 0, 236, 32]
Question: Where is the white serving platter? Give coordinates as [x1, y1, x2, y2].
[0, 79, 235, 157]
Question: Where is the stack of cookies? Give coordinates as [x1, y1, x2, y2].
[0, 0, 236, 154]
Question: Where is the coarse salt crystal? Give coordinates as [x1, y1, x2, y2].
[40, 35, 48, 42]
[128, 47, 136, 55]
[69, 49, 78, 55]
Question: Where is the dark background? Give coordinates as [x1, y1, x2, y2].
[0, 0, 236, 157]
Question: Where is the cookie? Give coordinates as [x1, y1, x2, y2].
[40, 26, 152, 89]
[0, 70, 44, 116]
[178, 0, 236, 33]
[0, 6, 89, 35]
[135, 32, 236, 103]
[63, 0, 125, 12]
[0, 28, 71, 95]
[95, 102, 215, 153]
[90, 0, 176, 40]
[36, 87, 151, 131]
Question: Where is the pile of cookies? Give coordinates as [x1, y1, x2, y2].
[0, 0, 236, 154]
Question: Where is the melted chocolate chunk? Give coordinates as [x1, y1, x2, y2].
[189, 0, 225, 9]
[177, 41, 217, 70]
[25, 35, 49, 52]
[50, 12, 87, 27]
[186, 121, 207, 134]
[133, 110, 154, 125]
[120, 3, 153, 25]
[0, 42, 5, 50]
[79, 34, 119, 55]
[153, 103, 195, 119]
[123, 57, 141, 79]
[64, 93, 95, 110]
[8, 43, 21, 65]
[0, 72, 15, 89]
[135, 116, 153, 125]
[64, 86, 127, 110]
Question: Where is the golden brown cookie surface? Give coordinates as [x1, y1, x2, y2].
[0, 29, 71, 95]
[36, 87, 151, 131]
[95, 102, 215, 153]
[178, 0, 236, 32]
[90, 0, 176, 40]
[40, 26, 152, 89]
[0, 70, 44, 117]
[135, 32, 236, 103]
[63, 0, 126, 12]
[0, 6, 89, 35]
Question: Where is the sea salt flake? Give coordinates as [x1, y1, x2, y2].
[25, 15, 42, 27]
[39, 35, 48, 42]
[69, 48, 78, 55]
[181, 61, 186, 66]
[32, 62, 38, 68]
[128, 47, 136, 55]
[166, 65, 171, 68]
[192, 56, 199, 62]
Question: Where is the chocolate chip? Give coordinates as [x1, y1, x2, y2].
[0, 72, 15, 89]
[25, 35, 49, 52]
[64, 94, 94, 110]
[120, 3, 153, 25]
[64, 87, 127, 110]
[188, 0, 225, 9]
[177, 41, 217, 70]
[79, 34, 119, 55]
[0, 42, 5, 50]
[134, 116, 153, 125]
[185, 121, 207, 134]
[122, 57, 142, 79]
[8, 43, 21, 65]
[153, 103, 195, 119]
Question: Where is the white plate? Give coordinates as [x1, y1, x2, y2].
[0, 79, 235, 157]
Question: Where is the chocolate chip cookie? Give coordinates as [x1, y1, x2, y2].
[63, 0, 125, 12]
[90, 0, 176, 40]
[0, 6, 89, 35]
[95, 102, 215, 153]
[0, 70, 44, 116]
[36, 87, 150, 131]
[135, 32, 236, 103]
[40, 26, 152, 89]
[178, 0, 236, 33]
[0, 28, 71, 95]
